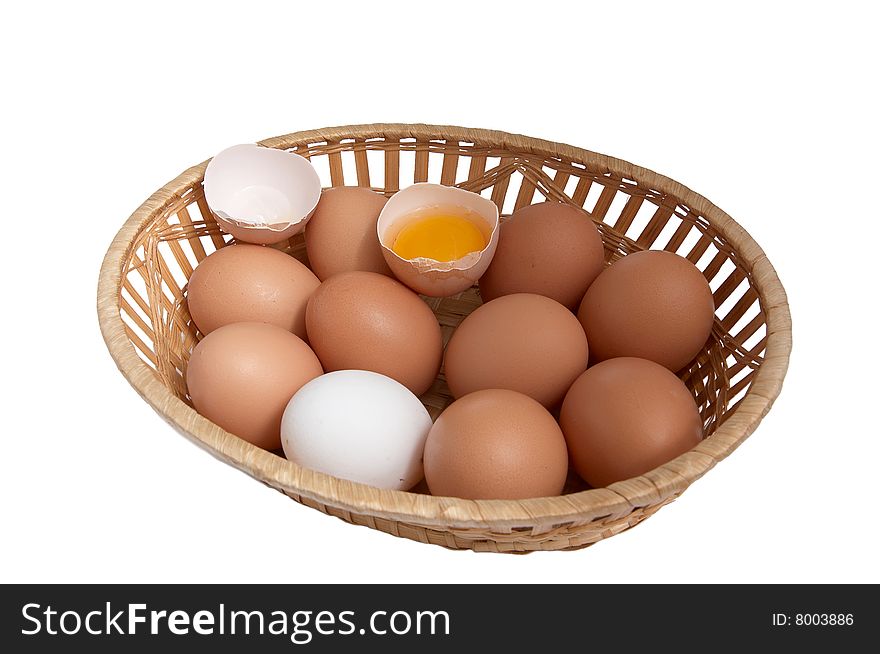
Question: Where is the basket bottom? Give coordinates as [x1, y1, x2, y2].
[279, 488, 677, 553]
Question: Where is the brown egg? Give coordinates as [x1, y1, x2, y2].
[305, 271, 442, 396]
[443, 293, 589, 408]
[578, 250, 715, 371]
[186, 322, 323, 450]
[560, 357, 703, 487]
[424, 389, 569, 499]
[304, 186, 392, 281]
[479, 202, 604, 310]
[186, 243, 320, 340]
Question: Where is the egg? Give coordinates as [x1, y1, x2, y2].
[281, 370, 432, 490]
[424, 389, 568, 499]
[377, 183, 500, 297]
[443, 293, 589, 408]
[305, 271, 443, 396]
[304, 186, 392, 280]
[560, 357, 703, 487]
[186, 243, 320, 339]
[578, 250, 715, 371]
[479, 201, 605, 309]
[203, 144, 321, 245]
[185, 322, 323, 450]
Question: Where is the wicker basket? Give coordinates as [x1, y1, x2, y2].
[97, 124, 791, 553]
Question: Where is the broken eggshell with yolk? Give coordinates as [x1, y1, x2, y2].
[203, 144, 322, 245]
[377, 183, 500, 297]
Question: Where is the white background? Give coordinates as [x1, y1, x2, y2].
[2, 1, 877, 584]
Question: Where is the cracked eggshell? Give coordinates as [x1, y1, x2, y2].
[203, 144, 322, 245]
[377, 183, 500, 297]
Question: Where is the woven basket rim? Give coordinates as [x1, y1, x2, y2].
[97, 123, 792, 530]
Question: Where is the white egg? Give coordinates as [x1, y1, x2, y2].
[280, 370, 433, 490]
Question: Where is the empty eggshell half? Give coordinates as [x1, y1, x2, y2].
[377, 183, 500, 297]
[203, 144, 322, 245]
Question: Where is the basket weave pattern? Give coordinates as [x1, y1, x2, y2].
[98, 124, 791, 552]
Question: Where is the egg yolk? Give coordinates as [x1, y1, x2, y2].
[392, 214, 486, 262]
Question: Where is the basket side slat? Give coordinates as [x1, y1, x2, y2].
[354, 141, 371, 188]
